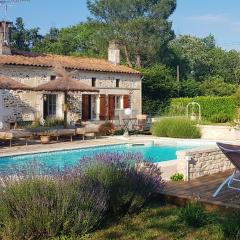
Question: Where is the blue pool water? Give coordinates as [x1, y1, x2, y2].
[0, 144, 198, 171]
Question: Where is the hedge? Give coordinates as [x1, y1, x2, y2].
[168, 96, 238, 123]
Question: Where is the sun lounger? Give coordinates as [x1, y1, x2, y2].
[55, 129, 75, 142]
[0, 130, 32, 147]
[76, 124, 100, 140]
[213, 142, 240, 197]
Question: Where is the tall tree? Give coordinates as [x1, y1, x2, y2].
[33, 22, 107, 57]
[11, 17, 42, 51]
[87, 0, 176, 67]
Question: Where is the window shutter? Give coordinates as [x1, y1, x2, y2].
[108, 95, 115, 120]
[124, 95, 129, 108]
[100, 95, 107, 120]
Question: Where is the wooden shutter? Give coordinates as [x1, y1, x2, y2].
[100, 95, 106, 120]
[124, 95, 129, 108]
[108, 95, 115, 120]
[82, 95, 89, 121]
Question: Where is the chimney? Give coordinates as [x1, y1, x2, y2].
[0, 21, 12, 55]
[108, 41, 120, 65]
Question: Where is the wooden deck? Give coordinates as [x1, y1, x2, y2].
[161, 171, 240, 211]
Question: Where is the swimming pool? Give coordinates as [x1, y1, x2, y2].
[0, 143, 207, 172]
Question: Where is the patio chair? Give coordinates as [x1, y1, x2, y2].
[136, 115, 152, 134]
[213, 142, 240, 197]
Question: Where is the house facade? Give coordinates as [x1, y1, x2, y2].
[0, 22, 142, 129]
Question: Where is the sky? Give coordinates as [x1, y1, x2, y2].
[1, 0, 240, 50]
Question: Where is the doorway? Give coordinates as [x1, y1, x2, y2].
[43, 94, 57, 119]
[82, 95, 92, 121]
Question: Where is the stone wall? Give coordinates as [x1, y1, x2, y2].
[0, 65, 142, 128]
[177, 147, 234, 180]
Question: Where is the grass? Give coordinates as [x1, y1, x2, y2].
[77, 202, 225, 240]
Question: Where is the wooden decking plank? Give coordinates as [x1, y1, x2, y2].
[162, 171, 240, 210]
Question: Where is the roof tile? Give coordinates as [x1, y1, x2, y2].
[0, 52, 141, 75]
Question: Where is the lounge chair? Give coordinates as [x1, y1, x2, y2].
[213, 142, 240, 197]
[76, 123, 100, 140]
[0, 130, 32, 147]
[35, 128, 76, 142]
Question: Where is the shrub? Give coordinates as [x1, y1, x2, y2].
[0, 164, 107, 239]
[0, 153, 165, 239]
[151, 117, 201, 139]
[168, 96, 237, 123]
[170, 173, 184, 181]
[210, 113, 232, 123]
[221, 212, 240, 239]
[99, 122, 115, 136]
[113, 128, 125, 136]
[178, 202, 208, 228]
[80, 152, 165, 215]
[44, 117, 65, 127]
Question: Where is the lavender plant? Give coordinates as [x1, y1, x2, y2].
[79, 152, 165, 214]
[0, 152, 165, 239]
[0, 163, 108, 240]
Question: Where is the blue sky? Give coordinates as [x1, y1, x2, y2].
[1, 0, 240, 50]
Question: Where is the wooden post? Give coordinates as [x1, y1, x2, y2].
[64, 91, 68, 129]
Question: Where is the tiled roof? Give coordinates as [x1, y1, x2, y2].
[0, 50, 141, 75]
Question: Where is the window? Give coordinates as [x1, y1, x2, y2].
[116, 79, 120, 88]
[92, 77, 96, 87]
[50, 75, 56, 81]
[43, 94, 57, 119]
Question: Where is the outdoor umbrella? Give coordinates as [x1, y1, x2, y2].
[34, 65, 99, 128]
[0, 75, 32, 90]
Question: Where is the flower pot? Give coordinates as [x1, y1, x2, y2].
[40, 135, 50, 144]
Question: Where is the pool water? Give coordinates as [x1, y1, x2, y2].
[0, 144, 198, 171]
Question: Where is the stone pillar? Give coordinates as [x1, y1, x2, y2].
[96, 94, 100, 120]
[120, 95, 124, 109]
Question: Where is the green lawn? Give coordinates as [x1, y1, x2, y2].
[78, 202, 225, 240]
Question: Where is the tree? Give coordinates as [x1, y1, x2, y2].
[200, 76, 237, 96]
[11, 17, 42, 51]
[169, 35, 213, 80]
[87, 0, 176, 67]
[141, 64, 178, 115]
[33, 22, 107, 57]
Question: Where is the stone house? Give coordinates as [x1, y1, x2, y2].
[0, 21, 142, 129]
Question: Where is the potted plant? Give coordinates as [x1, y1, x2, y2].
[40, 130, 51, 144]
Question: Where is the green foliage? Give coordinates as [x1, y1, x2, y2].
[221, 212, 240, 239]
[151, 117, 201, 138]
[178, 203, 208, 228]
[200, 76, 237, 96]
[44, 117, 65, 128]
[0, 177, 107, 239]
[113, 128, 125, 136]
[169, 96, 237, 122]
[141, 64, 178, 115]
[33, 22, 107, 58]
[170, 173, 184, 181]
[11, 17, 42, 51]
[87, 0, 176, 67]
[210, 113, 232, 123]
